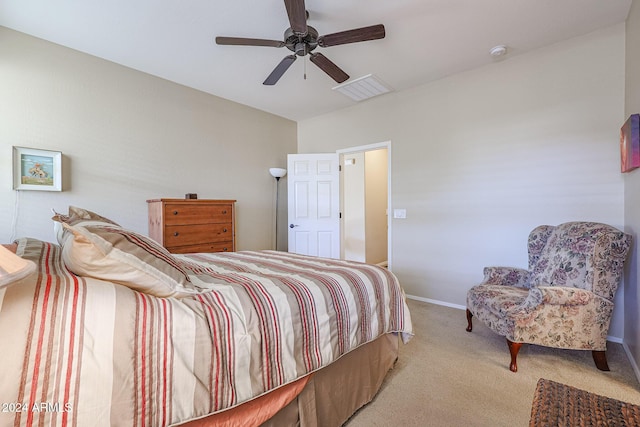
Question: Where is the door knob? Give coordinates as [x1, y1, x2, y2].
[289, 224, 299, 228]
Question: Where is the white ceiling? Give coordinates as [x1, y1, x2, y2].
[0, 0, 632, 121]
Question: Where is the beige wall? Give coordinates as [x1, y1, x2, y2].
[365, 148, 388, 265]
[343, 152, 366, 262]
[624, 1, 640, 376]
[298, 24, 627, 337]
[342, 148, 389, 264]
[0, 27, 296, 251]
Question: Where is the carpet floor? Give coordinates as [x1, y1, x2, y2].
[345, 299, 640, 427]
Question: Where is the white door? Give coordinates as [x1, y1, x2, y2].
[287, 153, 340, 258]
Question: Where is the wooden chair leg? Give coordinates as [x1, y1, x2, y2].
[507, 339, 522, 373]
[592, 351, 610, 371]
[466, 309, 473, 332]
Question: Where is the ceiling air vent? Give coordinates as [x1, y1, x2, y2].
[332, 74, 392, 102]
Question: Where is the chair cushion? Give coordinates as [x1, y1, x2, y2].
[467, 284, 529, 337]
[468, 284, 612, 349]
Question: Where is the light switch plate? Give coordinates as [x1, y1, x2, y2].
[393, 209, 407, 219]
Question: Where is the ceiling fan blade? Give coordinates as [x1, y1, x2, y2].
[264, 55, 297, 85]
[318, 24, 385, 47]
[284, 0, 308, 35]
[216, 37, 285, 48]
[309, 53, 349, 83]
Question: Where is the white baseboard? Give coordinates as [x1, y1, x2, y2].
[405, 294, 466, 311]
[607, 335, 623, 344]
[406, 294, 639, 382]
[623, 342, 640, 384]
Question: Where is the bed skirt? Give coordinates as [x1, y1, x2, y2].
[180, 333, 400, 427]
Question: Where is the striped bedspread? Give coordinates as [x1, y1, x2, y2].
[0, 238, 412, 427]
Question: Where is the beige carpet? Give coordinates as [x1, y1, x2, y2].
[345, 299, 640, 427]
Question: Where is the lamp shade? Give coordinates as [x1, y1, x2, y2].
[0, 245, 36, 288]
[269, 168, 287, 179]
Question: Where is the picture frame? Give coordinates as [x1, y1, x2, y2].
[620, 114, 640, 173]
[12, 146, 62, 191]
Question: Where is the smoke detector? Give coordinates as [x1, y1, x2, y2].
[489, 45, 507, 57]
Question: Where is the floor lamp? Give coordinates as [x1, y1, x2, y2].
[269, 167, 287, 251]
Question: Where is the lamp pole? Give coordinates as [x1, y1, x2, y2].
[275, 176, 281, 250]
[269, 168, 287, 250]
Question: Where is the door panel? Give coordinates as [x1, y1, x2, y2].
[318, 232, 333, 258]
[317, 182, 333, 218]
[287, 153, 340, 258]
[295, 232, 310, 255]
[294, 181, 309, 218]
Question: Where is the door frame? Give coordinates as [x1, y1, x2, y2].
[337, 141, 392, 270]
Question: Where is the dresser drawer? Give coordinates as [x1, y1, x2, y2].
[164, 223, 232, 247]
[168, 242, 233, 254]
[163, 203, 232, 226]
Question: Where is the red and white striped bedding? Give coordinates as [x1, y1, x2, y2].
[0, 238, 413, 426]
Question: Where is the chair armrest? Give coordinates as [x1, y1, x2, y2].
[522, 286, 592, 308]
[481, 267, 531, 288]
[537, 286, 593, 305]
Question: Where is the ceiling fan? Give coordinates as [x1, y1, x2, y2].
[215, 0, 385, 85]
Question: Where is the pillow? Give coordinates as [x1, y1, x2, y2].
[52, 206, 120, 246]
[0, 244, 36, 288]
[61, 222, 197, 298]
[67, 206, 120, 225]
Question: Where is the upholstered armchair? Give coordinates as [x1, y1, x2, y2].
[466, 222, 631, 372]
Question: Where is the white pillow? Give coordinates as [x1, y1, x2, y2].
[61, 223, 197, 298]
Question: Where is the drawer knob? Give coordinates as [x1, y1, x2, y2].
[173, 211, 179, 215]
[223, 247, 228, 251]
[173, 232, 179, 237]
[223, 228, 228, 233]
[222, 210, 227, 214]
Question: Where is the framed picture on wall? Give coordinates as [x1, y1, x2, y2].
[12, 146, 62, 191]
[621, 114, 640, 173]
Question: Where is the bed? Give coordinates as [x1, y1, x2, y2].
[0, 207, 412, 426]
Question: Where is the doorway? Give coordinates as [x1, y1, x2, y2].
[338, 142, 391, 268]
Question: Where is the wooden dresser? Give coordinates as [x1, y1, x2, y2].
[147, 199, 236, 254]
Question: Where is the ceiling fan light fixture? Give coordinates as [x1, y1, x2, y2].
[332, 74, 393, 102]
[216, 0, 386, 86]
[294, 42, 307, 56]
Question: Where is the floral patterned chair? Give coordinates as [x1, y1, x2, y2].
[465, 222, 631, 372]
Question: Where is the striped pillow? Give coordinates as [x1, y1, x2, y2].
[67, 206, 120, 225]
[60, 223, 196, 298]
[52, 206, 120, 245]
